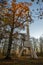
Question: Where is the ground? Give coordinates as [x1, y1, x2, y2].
[0, 53, 43, 65]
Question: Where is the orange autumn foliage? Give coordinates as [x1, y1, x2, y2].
[11, 2, 30, 12]
[3, 2, 32, 28]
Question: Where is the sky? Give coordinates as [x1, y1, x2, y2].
[0, 0, 43, 38]
[16, 0, 43, 38]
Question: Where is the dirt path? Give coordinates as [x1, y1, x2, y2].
[0, 57, 43, 65]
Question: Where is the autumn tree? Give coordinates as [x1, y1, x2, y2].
[0, 0, 32, 59]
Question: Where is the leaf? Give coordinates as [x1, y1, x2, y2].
[2, 17, 9, 24]
[42, 0, 43, 2]
[31, 0, 34, 2]
[37, 8, 39, 11]
[36, 2, 39, 4]
[5, 13, 11, 16]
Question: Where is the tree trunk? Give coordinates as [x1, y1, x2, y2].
[18, 47, 24, 57]
[5, 27, 14, 59]
[26, 22, 38, 58]
[40, 44, 42, 53]
[5, 10, 15, 59]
